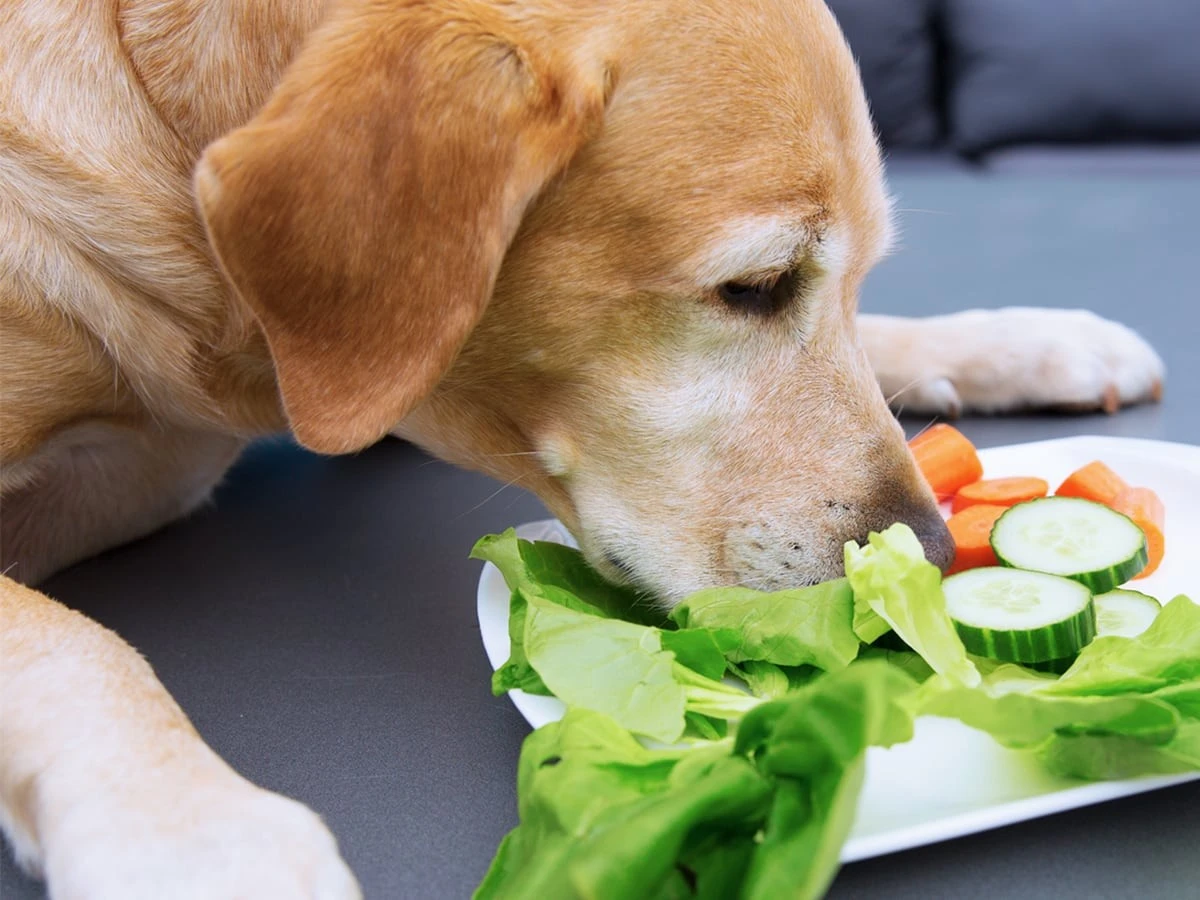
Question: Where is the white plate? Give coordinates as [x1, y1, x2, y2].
[476, 435, 1200, 862]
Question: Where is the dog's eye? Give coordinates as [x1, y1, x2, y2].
[717, 275, 790, 316]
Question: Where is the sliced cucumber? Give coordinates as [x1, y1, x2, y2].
[944, 567, 1096, 663]
[1094, 589, 1162, 638]
[991, 497, 1147, 594]
[1026, 656, 1078, 676]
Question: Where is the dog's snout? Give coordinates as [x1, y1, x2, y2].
[839, 508, 953, 574]
[904, 513, 955, 573]
[854, 492, 955, 573]
[722, 495, 956, 591]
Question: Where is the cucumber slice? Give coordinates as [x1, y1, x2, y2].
[1026, 656, 1077, 676]
[991, 497, 1147, 594]
[944, 567, 1096, 663]
[1094, 589, 1162, 638]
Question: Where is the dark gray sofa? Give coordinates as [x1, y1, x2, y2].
[828, 0, 1200, 171]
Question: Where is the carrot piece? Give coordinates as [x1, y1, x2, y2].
[1112, 487, 1165, 579]
[951, 477, 1050, 514]
[1055, 461, 1130, 506]
[908, 424, 983, 501]
[944, 504, 1008, 575]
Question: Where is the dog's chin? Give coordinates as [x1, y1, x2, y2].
[574, 538, 673, 605]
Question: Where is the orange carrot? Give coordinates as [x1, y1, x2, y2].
[951, 477, 1049, 514]
[1055, 461, 1130, 506]
[1112, 487, 1165, 579]
[908, 424, 983, 501]
[944, 504, 1008, 575]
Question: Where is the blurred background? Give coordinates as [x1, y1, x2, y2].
[825, 0, 1200, 447]
[827, 0, 1200, 169]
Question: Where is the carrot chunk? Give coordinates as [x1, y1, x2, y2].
[1112, 487, 1165, 579]
[908, 424, 983, 502]
[951, 477, 1049, 514]
[1055, 461, 1130, 506]
[944, 504, 1008, 575]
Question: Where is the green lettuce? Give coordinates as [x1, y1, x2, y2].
[1043, 595, 1200, 695]
[473, 530, 665, 696]
[474, 709, 765, 900]
[669, 579, 860, 671]
[472, 529, 663, 624]
[490, 590, 549, 696]
[734, 662, 919, 899]
[1038, 721, 1200, 779]
[660, 628, 741, 682]
[914, 666, 1180, 749]
[727, 660, 813, 700]
[844, 524, 981, 687]
[524, 597, 759, 743]
[913, 596, 1200, 776]
[477, 662, 919, 900]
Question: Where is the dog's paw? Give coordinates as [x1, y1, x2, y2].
[875, 307, 1165, 417]
[43, 779, 361, 900]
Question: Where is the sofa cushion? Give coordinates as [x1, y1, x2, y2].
[825, 0, 940, 147]
[946, 0, 1200, 155]
[982, 146, 1200, 175]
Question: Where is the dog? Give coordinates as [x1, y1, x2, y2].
[0, 0, 1165, 896]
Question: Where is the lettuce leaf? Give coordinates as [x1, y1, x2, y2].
[523, 599, 688, 743]
[844, 524, 981, 687]
[1043, 595, 1200, 695]
[728, 661, 793, 700]
[474, 530, 666, 696]
[914, 668, 1181, 749]
[912, 597, 1200, 774]
[478, 663, 920, 900]
[660, 628, 740, 682]
[472, 529, 664, 625]
[734, 661, 919, 899]
[669, 579, 859, 671]
[490, 590, 550, 696]
[1037, 721, 1200, 779]
[474, 709, 769, 899]
[523, 597, 759, 743]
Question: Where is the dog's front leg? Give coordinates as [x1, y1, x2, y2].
[0, 576, 360, 900]
[859, 308, 1165, 416]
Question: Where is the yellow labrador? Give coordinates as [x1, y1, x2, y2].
[0, 0, 1163, 896]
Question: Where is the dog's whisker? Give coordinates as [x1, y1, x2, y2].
[885, 373, 934, 406]
[453, 473, 532, 521]
[906, 417, 940, 443]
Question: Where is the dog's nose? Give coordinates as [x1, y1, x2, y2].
[907, 512, 955, 572]
[850, 504, 954, 573]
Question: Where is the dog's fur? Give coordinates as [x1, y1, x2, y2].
[0, 1, 1164, 895]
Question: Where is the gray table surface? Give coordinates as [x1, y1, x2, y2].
[3, 172, 1199, 899]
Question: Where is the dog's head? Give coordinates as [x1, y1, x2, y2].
[196, 0, 952, 602]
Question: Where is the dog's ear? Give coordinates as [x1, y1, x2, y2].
[196, 3, 610, 453]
